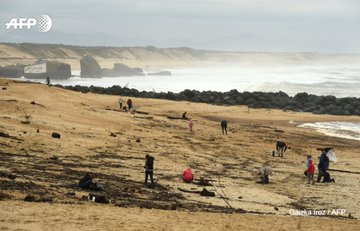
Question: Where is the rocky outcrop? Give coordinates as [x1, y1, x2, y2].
[148, 71, 172, 76]
[57, 85, 360, 116]
[0, 64, 24, 78]
[102, 63, 144, 77]
[24, 60, 71, 79]
[80, 55, 102, 78]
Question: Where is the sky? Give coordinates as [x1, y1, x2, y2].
[0, 0, 360, 52]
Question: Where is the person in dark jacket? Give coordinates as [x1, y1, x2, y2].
[317, 150, 330, 183]
[144, 154, 155, 186]
[78, 173, 102, 191]
[276, 141, 287, 157]
[221, 120, 228, 135]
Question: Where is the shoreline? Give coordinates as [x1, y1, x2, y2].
[53, 83, 360, 116]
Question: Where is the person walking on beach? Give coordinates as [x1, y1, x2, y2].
[221, 120, 228, 135]
[144, 154, 155, 186]
[45, 76, 50, 87]
[305, 155, 315, 185]
[189, 119, 194, 132]
[118, 97, 124, 110]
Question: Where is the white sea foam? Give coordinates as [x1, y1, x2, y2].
[23, 64, 360, 98]
[298, 122, 360, 141]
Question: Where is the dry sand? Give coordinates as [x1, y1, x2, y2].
[0, 78, 360, 230]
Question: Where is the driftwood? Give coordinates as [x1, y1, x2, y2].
[134, 116, 153, 119]
[193, 177, 213, 186]
[317, 147, 333, 152]
[328, 168, 360, 175]
[135, 110, 149, 115]
[0, 132, 23, 141]
[178, 188, 215, 197]
[30, 100, 45, 107]
[167, 116, 183, 120]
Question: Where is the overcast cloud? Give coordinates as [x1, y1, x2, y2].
[0, 0, 359, 52]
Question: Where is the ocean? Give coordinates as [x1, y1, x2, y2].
[25, 64, 360, 98]
[16, 64, 360, 141]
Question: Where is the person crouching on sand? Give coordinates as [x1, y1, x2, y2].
[189, 119, 194, 132]
[144, 154, 155, 186]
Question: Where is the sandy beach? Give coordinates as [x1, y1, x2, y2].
[1, 78, 360, 230]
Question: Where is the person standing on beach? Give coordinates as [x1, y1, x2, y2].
[189, 119, 194, 132]
[276, 141, 287, 157]
[305, 155, 315, 184]
[221, 120, 228, 135]
[127, 99, 133, 110]
[144, 154, 155, 186]
[45, 76, 50, 87]
[118, 97, 124, 110]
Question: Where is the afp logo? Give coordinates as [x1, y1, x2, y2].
[5, 14, 52, 33]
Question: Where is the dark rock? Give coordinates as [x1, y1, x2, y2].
[2, 87, 7, 90]
[57, 85, 360, 116]
[66, 191, 76, 197]
[24, 194, 36, 202]
[200, 188, 215, 197]
[102, 63, 144, 77]
[0, 171, 16, 180]
[136, 137, 141, 142]
[51, 132, 61, 139]
[0, 64, 24, 78]
[80, 55, 102, 78]
[89, 193, 109, 204]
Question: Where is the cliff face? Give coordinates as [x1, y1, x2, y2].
[1, 43, 360, 68]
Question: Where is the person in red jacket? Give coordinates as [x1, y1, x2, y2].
[182, 168, 194, 183]
[305, 155, 315, 185]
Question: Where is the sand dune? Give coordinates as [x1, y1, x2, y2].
[1, 43, 360, 70]
[0, 78, 360, 230]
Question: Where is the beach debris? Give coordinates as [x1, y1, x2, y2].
[66, 191, 76, 197]
[0, 131, 22, 141]
[200, 188, 216, 197]
[194, 177, 212, 186]
[274, 206, 279, 211]
[135, 110, 150, 115]
[166, 115, 183, 120]
[21, 111, 31, 124]
[24, 194, 36, 202]
[2, 87, 6, 90]
[177, 187, 215, 197]
[136, 137, 141, 142]
[36, 128, 40, 133]
[0, 192, 12, 200]
[30, 100, 45, 107]
[88, 193, 109, 204]
[49, 155, 59, 161]
[0, 170, 16, 180]
[274, 129, 284, 133]
[51, 132, 61, 139]
[109, 132, 117, 137]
